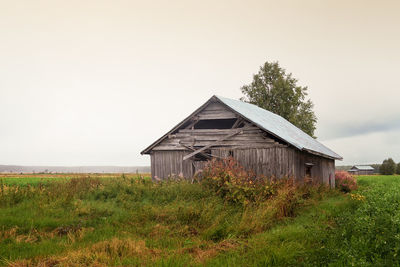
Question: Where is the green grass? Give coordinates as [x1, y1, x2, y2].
[0, 173, 146, 185]
[0, 174, 399, 266]
[0, 177, 62, 185]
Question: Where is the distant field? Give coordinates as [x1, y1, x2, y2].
[0, 174, 399, 266]
[0, 173, 150, 185]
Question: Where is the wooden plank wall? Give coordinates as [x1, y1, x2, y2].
[197, 102, 237, 120]
[151, 151, 193, 180]
[292, 150, 335, 187]
[153, 127, 281, 151]
[151, 147, 335, 186]
[211, 147, 335, 186]
[212, 147, 295, 179]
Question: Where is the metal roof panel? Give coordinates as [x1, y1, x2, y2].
[216, 96, 342, 160]
[352, 165, 374, 170]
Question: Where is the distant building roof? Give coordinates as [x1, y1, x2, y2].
[350, 165, 375, 171]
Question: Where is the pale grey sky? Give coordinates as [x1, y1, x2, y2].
[1, 0, 399, 166]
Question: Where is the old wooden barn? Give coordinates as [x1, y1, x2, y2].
[141, 95, 342, 187]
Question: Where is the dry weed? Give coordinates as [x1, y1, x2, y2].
[8, 238, 160, 267]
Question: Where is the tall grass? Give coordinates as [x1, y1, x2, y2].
[0, 172, 334, 266]
[1, 173, 398, 266]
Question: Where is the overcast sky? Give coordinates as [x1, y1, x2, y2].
[1, 0, 399, 166]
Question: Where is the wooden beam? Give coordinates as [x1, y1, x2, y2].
[183, 128, 244, 161]
[180, 144, 212, 159]
[231, 118, 243, 129]
[184, 116, 199, 129]
[179, 127, 259, 134]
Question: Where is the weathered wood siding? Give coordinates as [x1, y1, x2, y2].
[151, 151, 193, 179]
[151, 147, 335, 187]
[211, 147, 334, 187]
[293, 150, 335, 187]
[152, 127, 281, 151]
[196, 102, 237, 120]
[211, 147, 294, 178]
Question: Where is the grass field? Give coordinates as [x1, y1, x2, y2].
[0, 173, 147, 185]
[0, 174, 399, 266]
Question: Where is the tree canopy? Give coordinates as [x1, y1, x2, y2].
[380, 158, 396, 175]
[396, 162, 400, 175]
[240, 61, 317, 137]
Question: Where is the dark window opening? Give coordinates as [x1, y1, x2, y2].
[305, 166, 312, 177]
[194, 119, 237, 129]
[228, 150, 234, 157]
[305, 163, 313, 177]
[193, 149, 211, 161]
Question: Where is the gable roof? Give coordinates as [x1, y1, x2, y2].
[350, 165, 374, 171]
[141, 95, 342, 160]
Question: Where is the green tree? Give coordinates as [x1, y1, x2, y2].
[380, 158, 396, 175]
[240, 61, 317, 137]
[396, 162, 400, 175]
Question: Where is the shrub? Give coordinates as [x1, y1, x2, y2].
[201, 157, 276, 204]
[335, 171, 357, 193]
[201, 157, 326, 206]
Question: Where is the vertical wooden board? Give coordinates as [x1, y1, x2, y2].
[233, 149, 238, 161]
[237, 149, 244, 168]
[158, 152, 162, 178]
[296, 150, 303, 180]
[255, 149, 260, 175]
[289, 149, 295, 178]
[170, 152, 174, 176]
[284, 149, 289, 177]
[257, 148, 262, 175]
[331, 160, 335, 188]
[163, 153, 166, 178]
[164, 152, 168, 177]
[158, 153, 161, 178]
[263, 148, 268, 177]
[273, 148, 277, 178]
[267, 148, 272, 177]
[211, 149, 219, 158]
[160, 152, 164, 178]
[282, 148, 286, 177]
[154, 152, 159, 178]
[277, 148, 281, 178]
[276, 148, 280, 178]
[270, 148, 274, 177]
[155, 152, 160, 179]
[263, 148, 267, 177]
[150, 154, 154, 179]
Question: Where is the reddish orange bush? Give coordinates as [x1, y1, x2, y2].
[201, 157, 264, 204]
[335, 171, 357, 193]
[201, 157, 322, 206]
